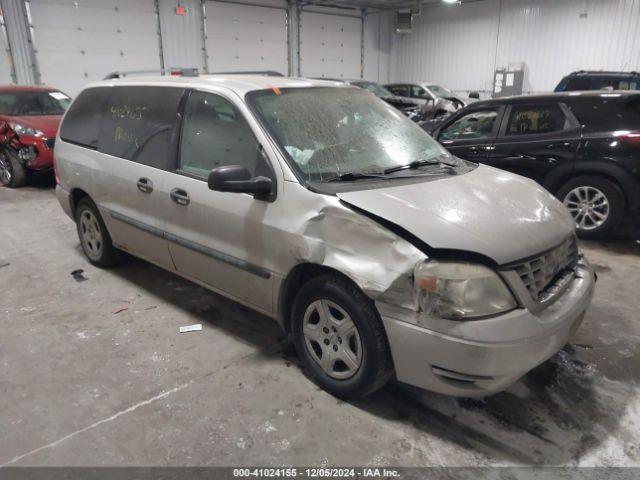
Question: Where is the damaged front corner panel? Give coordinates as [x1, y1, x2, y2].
[293, 199, 426, 303]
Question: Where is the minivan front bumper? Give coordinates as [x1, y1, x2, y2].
[377, 259, 595, 396]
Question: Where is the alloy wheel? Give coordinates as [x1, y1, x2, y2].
[79, 209, 104, 260]
[563, 186, 610, 231]
[302, 299, 363, 380]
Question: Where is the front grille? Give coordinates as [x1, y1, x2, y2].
[514, 235, 579, 302]
[44, 138, 55, 149]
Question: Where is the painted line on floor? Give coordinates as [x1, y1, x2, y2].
[1, 380, 194, 466]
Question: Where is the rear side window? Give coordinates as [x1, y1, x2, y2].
[568, 96, 640, 132]
[506, 104, 568, 135]
[59, 87, 111, 148]
[618, 80, 638, 91]
[98, 86, 184, 170]
[411, 86, 428, 98]
[386, 85, 408, 97]
[592, 77, 637, 90]
[564, 77, 591, 91]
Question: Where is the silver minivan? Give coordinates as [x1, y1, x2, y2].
[55, 75, 595, 398]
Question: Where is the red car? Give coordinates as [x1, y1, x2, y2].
[0, 86, 71, 188]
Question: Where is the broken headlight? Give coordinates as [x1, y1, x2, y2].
[414, 261, 517, 320]
[9, 122, 43, 137]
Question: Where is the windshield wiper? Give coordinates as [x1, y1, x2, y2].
[384, 157, 458, 175]
[324, 171, 386, 182]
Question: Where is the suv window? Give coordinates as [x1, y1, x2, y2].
[618, 80, 638, 91]
[386, 85, 408, 97]
[178, 91, 259, 179]
[506, 104, 567, 135]
[411, 86, 429, 99]
[564, 77, 591, 91]
[439, 110, 498, 141]
[98, 86, 184, 170]
[59, 87, 111, 148]
[568, 95, 640, 132]
[0, 91, 70, 116]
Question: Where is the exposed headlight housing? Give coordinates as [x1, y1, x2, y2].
[414, 261, 517, 320]
[9, 122, 43, 137]
[18, 145, 38, 162]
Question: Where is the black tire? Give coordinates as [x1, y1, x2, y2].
[75, 197, 122, 267]
[0, 150, 26, 188]
[291, 274, 393, 399]
[557, 175, 624, 239]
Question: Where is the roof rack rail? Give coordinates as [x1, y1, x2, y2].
[208, 70, 284, 77]
[103, 68, 199, 80]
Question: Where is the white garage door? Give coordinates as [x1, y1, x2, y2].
[28, 0, 161, 96]
[205, 1, 288, 75]
[300, 11, 362, 79]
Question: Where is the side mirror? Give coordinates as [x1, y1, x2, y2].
[208, 165, 272, 199]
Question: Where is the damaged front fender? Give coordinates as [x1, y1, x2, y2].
[274, 182, 426, 324]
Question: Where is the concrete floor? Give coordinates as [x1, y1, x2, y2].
[1, 181, 640, 467]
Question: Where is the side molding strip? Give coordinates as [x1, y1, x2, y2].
[107, 209, 271, 279]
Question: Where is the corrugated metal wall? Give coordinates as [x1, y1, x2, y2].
[390, 0, 640, 94]
[1, 0, 37, 84]
[363, 10, 392, 83]
[0, 5, 17, 83]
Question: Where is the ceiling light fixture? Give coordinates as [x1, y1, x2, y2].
[443, 0, 459, 4]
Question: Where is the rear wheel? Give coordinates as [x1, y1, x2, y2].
[0, 150, 26, 188]
[557, 176, 624, 239]
[291, 274, 393, 398]
[75, 198, 121, 267]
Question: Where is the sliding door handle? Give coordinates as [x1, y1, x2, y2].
[137, 177, 153, 193]
[170, 188, 190, 206]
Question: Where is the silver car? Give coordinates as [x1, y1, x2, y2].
[54, 75, 595, 398]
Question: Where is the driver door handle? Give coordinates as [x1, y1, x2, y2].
[137, 177, 153, 193]
[170, 188, 190, 206]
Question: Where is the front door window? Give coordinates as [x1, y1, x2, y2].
[179, 91, 260, 179]
[439, 110, 498, 142]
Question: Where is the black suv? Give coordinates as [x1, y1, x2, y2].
[428, 91, 640, 238]
[555, 71, 639, 92]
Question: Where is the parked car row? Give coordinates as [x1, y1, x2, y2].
[317, 78, 475, 123]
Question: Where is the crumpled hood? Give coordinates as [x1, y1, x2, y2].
[337, 164, 575, 266]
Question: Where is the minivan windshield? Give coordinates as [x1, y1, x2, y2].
[249, 87, 455, 182]
[0, 91, 71, 116]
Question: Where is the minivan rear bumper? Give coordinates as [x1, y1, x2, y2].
[377, 259, 595, 397]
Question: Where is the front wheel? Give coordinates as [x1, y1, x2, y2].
[291, 274, 393, 399]
[0, 150, 26, 188]
[557, 176, 624, 239]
